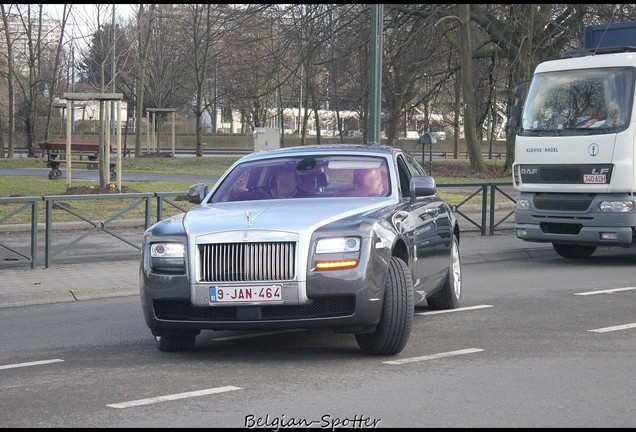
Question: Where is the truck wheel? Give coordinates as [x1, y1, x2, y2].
[552, 243, 596, 259]
[356, 256, 414, 356]
[155, 332, 197, 352]
[427, 233, 461, 310]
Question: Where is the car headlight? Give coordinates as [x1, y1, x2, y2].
[314, 237, 361, 270]
[315, 237, 360, 254]
[150, 242, 185, 272]
[599, 201, 634, 212]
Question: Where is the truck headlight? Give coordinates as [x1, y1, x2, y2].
[150, 242, 185, 272]
[314, 237, 360, 270]
[600, 201, 634, 212]
[516, 199, 530, 210]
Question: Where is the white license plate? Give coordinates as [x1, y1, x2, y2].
[583, 174, 606, 184]
[209, 285, 283, 303]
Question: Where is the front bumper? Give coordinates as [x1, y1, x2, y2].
[514, 192, 636, 247]
[139, 252, 387, 334]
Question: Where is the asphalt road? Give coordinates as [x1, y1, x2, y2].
[1, 250, 635, 428]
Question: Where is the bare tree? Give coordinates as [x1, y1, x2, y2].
[7, 5, 64, 157]
[182, 4, 240, 157]
[0, 4, 16, 158]
[470, 4, 588, 171]
[133, 4, 156, 157]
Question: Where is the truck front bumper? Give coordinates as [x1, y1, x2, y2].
[514, 192, 636, 247]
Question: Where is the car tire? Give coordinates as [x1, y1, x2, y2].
[552, 243, 596, 259]
[355, 256, 414, 356]
[427, 233, 461, 310]
[155, 333, 197, 352]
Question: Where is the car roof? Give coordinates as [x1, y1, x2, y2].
[238, 144, 399, 163]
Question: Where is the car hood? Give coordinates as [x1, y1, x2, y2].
[182, 198, 391, 235]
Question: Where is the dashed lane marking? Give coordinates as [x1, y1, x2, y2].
[383, 348, 484, 365]
[416, 304, 493, 316]
[211, 329, 306, 342]
[0, 359, 64, 370]
[107, 385, 243, 409]
[588, 323, 636, 333]
[574, 287, 636, 296]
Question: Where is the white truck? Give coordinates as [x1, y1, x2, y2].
[510, 20, 636, 258]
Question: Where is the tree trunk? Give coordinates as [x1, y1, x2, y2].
[1, 5, 15, 159]
[458, 4, 484, 171]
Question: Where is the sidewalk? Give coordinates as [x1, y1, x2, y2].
[0, 230, 561, 308]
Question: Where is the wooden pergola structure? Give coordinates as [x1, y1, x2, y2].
[63, 92, 124, 190]
[146, 108, 176, 156]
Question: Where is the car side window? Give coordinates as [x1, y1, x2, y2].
[396, 155, 412, 199]
[404, 153, 427, 176]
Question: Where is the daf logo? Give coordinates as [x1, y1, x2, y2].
[521, 168, 538, 175]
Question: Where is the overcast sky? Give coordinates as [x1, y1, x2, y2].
[42, 4, 136, 50]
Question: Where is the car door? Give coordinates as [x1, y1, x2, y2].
[395, 154, 445, 289]
[403, 153, 453, 287]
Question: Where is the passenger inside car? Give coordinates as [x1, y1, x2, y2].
[353, 167, 386, 196]
[225, 169, 270, 201]
[270, 168, 300, 199]
[296, 172, 319, 197]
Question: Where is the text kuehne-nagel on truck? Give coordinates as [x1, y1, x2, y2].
[509, 20, 636, 259]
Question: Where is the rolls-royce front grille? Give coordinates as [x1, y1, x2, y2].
[198, 242, 296, 282]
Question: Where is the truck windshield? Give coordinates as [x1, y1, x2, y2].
[521, 67, 635, 135]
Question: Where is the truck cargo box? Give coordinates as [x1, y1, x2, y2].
[584, 20, 636, 50]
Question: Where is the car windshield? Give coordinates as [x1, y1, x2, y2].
[521, 66, 635, 135]
[209, 154, 391, 203]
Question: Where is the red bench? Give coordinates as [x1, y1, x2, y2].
[38, 139, 116, 181]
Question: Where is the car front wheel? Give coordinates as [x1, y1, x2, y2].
[355, 256, 414, 356]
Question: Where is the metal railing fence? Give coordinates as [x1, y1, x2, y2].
[0, 183, 516, 269]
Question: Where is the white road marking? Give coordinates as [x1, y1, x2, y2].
[0, 359, 64, 370]
[107, 385, 242, 409]
[588, 323, 636, 333]
[574, 286, 636, 296]
[416, 304, 493, 316]
[211, 329, 306, 342]
[383, 348, 484, 365]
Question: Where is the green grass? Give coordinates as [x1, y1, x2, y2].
[0, 155, 241, 177]
[0, 157, 511, 224]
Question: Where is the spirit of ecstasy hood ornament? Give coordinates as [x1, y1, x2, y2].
[244, 210, 252, 226]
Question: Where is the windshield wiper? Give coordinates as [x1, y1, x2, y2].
[565, 127, 611, 135]
[521, 129, 562, 136]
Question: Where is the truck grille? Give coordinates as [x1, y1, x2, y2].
[198, 242, 296, 282]
[533, 193, 594, 211]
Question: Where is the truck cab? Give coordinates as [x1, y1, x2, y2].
[511, 21, 636, 258]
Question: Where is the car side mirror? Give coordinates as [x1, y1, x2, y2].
[187, 183, 209, 204]
[410, 175, 436, 201]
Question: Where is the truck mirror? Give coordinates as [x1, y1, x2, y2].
[508, 82, 525, 134]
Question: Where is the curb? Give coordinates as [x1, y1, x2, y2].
[461, 247, 556, 264]
[0, 287, 138, 308]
